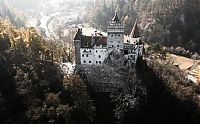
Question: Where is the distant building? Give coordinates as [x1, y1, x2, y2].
[74, 14, 144, 65]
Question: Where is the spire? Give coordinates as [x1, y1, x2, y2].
[112, 13, 120, 22]
[130, 19, 140, 38]
[74, 28, 82, 40]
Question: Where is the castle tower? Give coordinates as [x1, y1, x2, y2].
[107, 13, 124, 51]
[128, 19, 140, 45]
[74, 29, 82, 64]
[129, 20, 144, 58]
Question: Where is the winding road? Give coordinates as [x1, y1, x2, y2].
[27, 0, 86, 39]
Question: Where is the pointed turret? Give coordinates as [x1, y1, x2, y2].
[130, 19, 140, 38]
[74, 28, 82, 40]
[112, 13, 120, 22]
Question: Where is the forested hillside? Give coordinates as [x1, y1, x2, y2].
[86, 0, 200, 53]
[0, 19, 95, 124]
[0, 0, 200, 124]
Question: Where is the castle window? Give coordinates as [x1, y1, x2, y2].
[96, 50, 98, 53]
[117, 45, 119, 47]
[99, 61, 101, 64]
[111, 34, 113, 37]
[83, 60, 86, 63]
[82, 54, 84, 57]
[89, 61, 91, 63]
[99, 55, 101, 58]
[118, 34, 120, 37]
[112, 45, 114, 47]
[124, 50, 128, 54]
[90, 50, 91, 52]
[96, 61, 98, 64]
[86, 54, 88, 57]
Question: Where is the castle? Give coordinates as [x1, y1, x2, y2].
[74, 14, 144, 65]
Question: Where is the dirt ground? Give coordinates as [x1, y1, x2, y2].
[167, 54, 200, 83]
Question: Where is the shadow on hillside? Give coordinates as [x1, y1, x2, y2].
[132, 60, 199, 124]
[0, 55, 26, 123]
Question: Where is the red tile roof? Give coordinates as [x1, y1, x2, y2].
[80, 35, 107, 48]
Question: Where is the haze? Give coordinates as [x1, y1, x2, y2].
[7, 0, 89, 10]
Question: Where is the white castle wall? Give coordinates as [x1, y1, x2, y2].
[80, 47, 108, 65]
[79, 39, 143, 65]
[80, 48, 94, 65]
[93, 47, 108, 64]
[129, 37, 140, 45]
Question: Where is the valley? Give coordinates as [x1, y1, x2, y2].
[0, 0, 200, 124]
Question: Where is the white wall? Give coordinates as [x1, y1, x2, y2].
[80, 48, 94, 65]
[129, 38, 140, 45]
[93, 48, 108, 64]
[80, 48, 108, 65]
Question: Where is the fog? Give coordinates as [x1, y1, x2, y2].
[7, 0, 41, 10]
[0, 0, 94, 38]
[7, 0, 89, 10]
